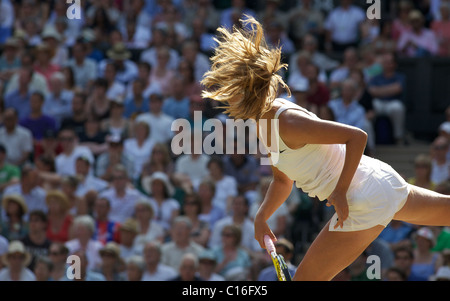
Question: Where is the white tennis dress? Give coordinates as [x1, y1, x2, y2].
[259, 100, 410, 232]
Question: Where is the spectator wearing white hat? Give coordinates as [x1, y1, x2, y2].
[0, 240, 36, 281]
[411, 227, 443, 280]
[141, 171, 179, 233]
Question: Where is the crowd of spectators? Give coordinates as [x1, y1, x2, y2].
[0, 0, 449, 281]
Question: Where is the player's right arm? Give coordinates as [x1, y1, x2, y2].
[254, 165, 293, 249]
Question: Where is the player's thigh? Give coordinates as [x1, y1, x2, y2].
[293, 221, 384, 281]
[393, 184, 450, 226]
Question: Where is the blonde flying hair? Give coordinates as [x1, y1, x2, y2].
[201, 16, 290, 120]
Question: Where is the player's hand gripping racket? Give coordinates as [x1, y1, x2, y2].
[264, 235, 292, 281]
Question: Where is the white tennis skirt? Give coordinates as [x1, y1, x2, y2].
[328, 155, 411, 232]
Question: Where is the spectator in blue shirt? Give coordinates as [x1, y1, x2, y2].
[4, 68, 33, 120]
[328, 78, 368, 132]
[368, 52, 407, 144]
[162, 76, 190, 120]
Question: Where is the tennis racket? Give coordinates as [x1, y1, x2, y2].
[264, 235, 292, 281]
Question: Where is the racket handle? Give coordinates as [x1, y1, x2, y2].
[264, 235, 276, 254]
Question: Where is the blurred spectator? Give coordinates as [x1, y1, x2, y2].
[211, 224, 251, 280]
[397, 10, 439, 57]
[99, 43, 138, 86]
[288, 0, 324, 45]
[180, 40, 210, 83]
[60, 91, 88, 138]
[0, 108, 33, 166]
[3, 165, 47, 221]
[135, 94, 175, 145]
[430, 265, 450, 281]
[220, 0, 256, 29]
[393, 0, 414, 41]
[222, 141, 260, 196]
[209, 195, 260, 253]
[431, 2, 450, 56]
[61, 175, 86, 216]
[43, 72, 74, 128]
[95, 241, 126, 281]
[19, 91, 57, 142]
[45, 190, 73, 243]
[162, 75, 191, 120]
[0, 0, 14, 44]
[139, 143, 175, 180]
[264, 21, 295, 58]
[124, 121, 155, 180]
[125, 255, 145, 281]
[92, 197, 121, 245]
[206, 156, 238, 213]
[373, 19, 398, 54]
[20, 210, 51, 271]
[66, 40, 98, 90]
[384, 266, 408, 281]
[170, 252, 203, 281]
[33, 43, 61, 88]
[408, 154, 437, 191]
[197, 179, 225, 230]
[4, 68, 33, 120]
[121, 16, 151, 50]
[75, 156, 109, 198]
[410, 227, 443, 280]
[141, 240, 177, 281]
[430, 136, 450, 185]
[1, 194, 28, 241]
[154, 4, 189, 43]
[0, 240, 36, 281]
[47, 242, 70, 281]
[378, 220, 414, 250]
[182, 192, 211, 248]
[178, 60, 203, 98]
[41, 26, 68, 67]
[132, 199, 165, 254]
[78, 115, 108, 156]
[174, 133, 210, 190]
[139, 27, 180, 72]
[55, 127, 94, 176]
[290, 34, 339, 74]
[85, 78, 111, 121]
[0, 144, 20, 195]
[151, 46, 177, 97]
[96, 134, 135, 181]
[71, 249, 106, 281]
[329, 47, 359, 90]
[33, 255, 53, 281]
[161, 216, 205, 270]
[196, 249, 225, 281]
[117, 218, 139, 261]
[141, 171, 179, 234]
[99, 164, 147, 223]
[368, 52, 406, 145]
[65, 215, 103, 271]
[123, 79, 150, 120]
[324, 0, 365, 53]
[392, 246, 428, 281]
[304, 62, 331, 115]
[328, 78, 369, 132]
[0, 38, 21, 85]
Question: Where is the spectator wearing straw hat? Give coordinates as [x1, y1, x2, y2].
[98, 42, 138, 86]
[1, 194, 28, 241]
[117, 218, 140, 261]
[94, 241, 126, 281]
[0, 240, 36, 281]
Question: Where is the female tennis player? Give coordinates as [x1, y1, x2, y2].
[201, 16, 450, 281]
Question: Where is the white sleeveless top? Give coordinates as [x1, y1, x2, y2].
[258, 101, 347, 201]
